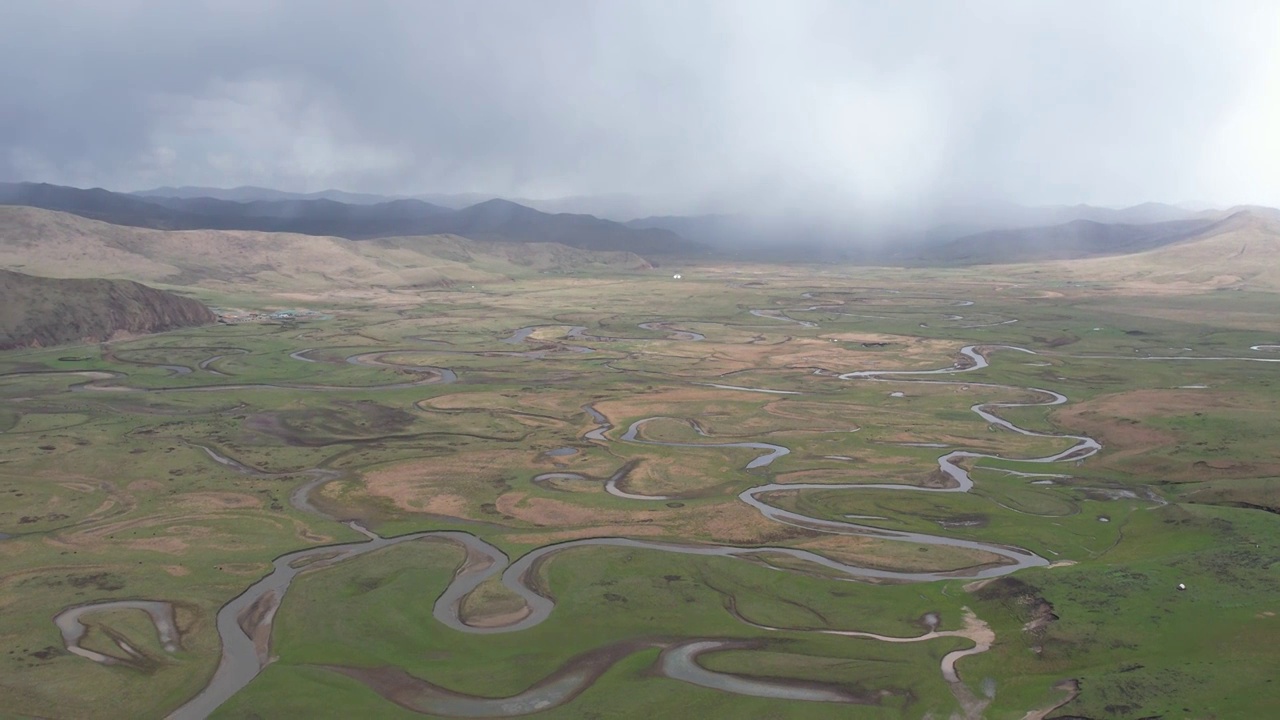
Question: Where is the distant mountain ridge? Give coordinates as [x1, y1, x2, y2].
[0, 182, 696, 257]
[917, 216, 1224, 265]
[0, 206, 654, 293]
[133, 186, 661, 218]
[626, 202, 1207, 257]
[1040, 209, 1280, 289]
[7, 181, 1277, 269]
[134, 185, 395, 204]
[0, 268, 216, 350]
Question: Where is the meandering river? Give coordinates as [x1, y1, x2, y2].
[51, 311, 1268, 719]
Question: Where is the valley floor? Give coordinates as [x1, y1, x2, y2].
[2, 265, 1278, 719]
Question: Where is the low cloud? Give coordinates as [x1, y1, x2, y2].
[2, 1, 1277, 214]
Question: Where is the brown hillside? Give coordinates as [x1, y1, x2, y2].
[0, 206, 652, 292]
[0, 269, 216, 350]
[1026, 210, 1280, 290]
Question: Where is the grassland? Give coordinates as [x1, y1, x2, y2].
[2, 264, 1278, 719]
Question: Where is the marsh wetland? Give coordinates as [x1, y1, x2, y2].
[3, 268, 1279, 719]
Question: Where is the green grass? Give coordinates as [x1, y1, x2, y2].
[216, 543, 969, 719]
[2, 266, 1279, 718]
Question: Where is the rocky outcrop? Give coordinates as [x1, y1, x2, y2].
[0, 269, 216, 350]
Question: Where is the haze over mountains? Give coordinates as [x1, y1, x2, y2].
[5, 177, 1277, 352]
[0, 182, 693, 255]
[0, 205, 653, 291]
[3, 181, 1280, 280]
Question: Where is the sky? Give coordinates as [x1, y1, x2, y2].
[2, 0, 1279, 215]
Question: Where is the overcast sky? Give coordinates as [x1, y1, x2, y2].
[2, 1, 1278, 213]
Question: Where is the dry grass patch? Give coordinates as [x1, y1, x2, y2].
[424, 391, 582, 417]
[458, 575, 531, 627]
[495, 493, 643, 526]
[123, 537, 190, 554]
[505, 525, 667, 543]
[1053, 389, 1280, 480]
[1054, 389, 1252, 451]
[173, 492, 263, 511]
[217, 562, 271, 576]
[705, 334, 961, 373]
[533, 451, 625, 478]
[793, 535, 1007, 574]
[361, 450, 544, 515]
[621, 456, 736, 496]
[761, 400, 867, 425]
[495, 493, 810, 545]
[594, 388, 757, 425]
[772, 466, 938, 485]
[1097, 305, 1280, 333]
[676, 501, 816, 544]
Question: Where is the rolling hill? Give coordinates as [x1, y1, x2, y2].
[0, 269, 216, 350]
[626, 202, 1207, 262]
[1040, 210, 1280, 289]
[0, 206, 653, 292]
[0, 183, 696, 256]
[917, 216, 1222, 265]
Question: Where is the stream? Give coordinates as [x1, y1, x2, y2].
[53, 316, 1267, 719]
[150, 344, 1087, 717]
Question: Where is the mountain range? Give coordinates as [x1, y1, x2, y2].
[0, 206, 653, 292]
[131, 185, 677, 218]
[1, 183, 1279, 351]
[0, 182, 694, 255]
[3, 181, 1279, 272]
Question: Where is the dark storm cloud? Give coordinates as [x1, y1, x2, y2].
[2, 1, 1277, 213]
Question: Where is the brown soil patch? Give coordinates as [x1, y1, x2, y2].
[238, 590, 279, 663]
[962, 577, 997, 593]
[162, 565, 190, 576]
[126, 480, 164, 492]
[462, 605, 531, 628]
